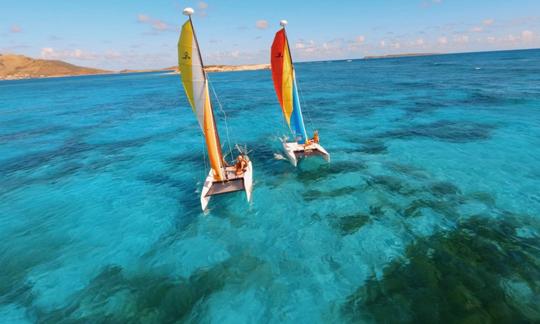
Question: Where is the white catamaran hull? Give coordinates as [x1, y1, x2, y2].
[282, 141, 330, 167]
[200, 161, 253, 211]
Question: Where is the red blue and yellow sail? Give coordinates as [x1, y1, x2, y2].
[271, 28, 308, 144]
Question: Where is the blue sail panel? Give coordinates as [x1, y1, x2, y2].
[290, 78, 308, 144]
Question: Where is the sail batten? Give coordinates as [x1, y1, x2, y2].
[178, 19, 225, 181]
[271, 28, 308, 144]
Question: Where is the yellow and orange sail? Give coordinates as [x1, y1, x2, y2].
[178, 19, 225, 181]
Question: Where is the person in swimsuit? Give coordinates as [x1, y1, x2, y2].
[235, 155, 248, 176]
[304, 131, 319, 148]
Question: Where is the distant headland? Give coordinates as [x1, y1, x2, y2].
[0, 54, 110, 80]
[0, 53, 270, 81]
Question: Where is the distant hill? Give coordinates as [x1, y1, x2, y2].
[363, 53, 440, 59]
[0, 53, 270, 81]
[0, 54, 109, 80]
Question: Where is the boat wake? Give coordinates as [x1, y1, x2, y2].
[273, 153, 287, 160]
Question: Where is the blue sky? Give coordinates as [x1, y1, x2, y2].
[1, 0, 539, 70]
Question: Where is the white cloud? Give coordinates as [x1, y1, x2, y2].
[41, 47, 97, 60]
[137, 14, 173, 32]
[521, 30, 534, 42]
[73, 49, 84, 58]
[291, 38, 348, 60]
[454, 35, 469, 44]
[469, 19, 494, 34]
[421, 0, 442, 8]
[379, 40, 386, 47]
[506, 34, 517, 42]
[10, 25, 22, 33]
[256, 20, 268, 30]
[415, 38, 425, 46]
[197, 2, 208, 17]
[478, 31, 537, 48]
[438, 36, 448, 45]
[355, 35, 365, 44]
[295, 40, 316, 52]
[152, 21, 168, 31]
[41, 47, 54, 56]
[471, 26, 483, 33]
[198, 1, 208, 10]
[104, 50, 122, 59]
[205, 49, 265, 64]
[137, 14, 150, 23]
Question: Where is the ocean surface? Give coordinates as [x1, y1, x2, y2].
[1, 49, 540, 323]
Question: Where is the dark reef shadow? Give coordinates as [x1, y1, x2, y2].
[380, 120, 496, 143]
[341, 215, 540, 323]
[32, 254, 268, 323]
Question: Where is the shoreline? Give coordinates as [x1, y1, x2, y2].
[3, 47, 539, 81]
[0, 64, 270, 82]
[0, 71, 118, 82]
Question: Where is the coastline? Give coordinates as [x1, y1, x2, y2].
[3, 47, 539, 81]
[0, 64, 270, 82]
[0, 71, 117, 82]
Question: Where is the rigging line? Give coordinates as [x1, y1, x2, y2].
[281, 113, 289, 142]
[285, 26, 315, 134]
[201, 130, 208, 180]
[295, 76, 315, 132]
[208, 78, 234, 164]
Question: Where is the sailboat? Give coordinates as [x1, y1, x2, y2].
[178, 8, 253, 211]
[271, 20, 330, 166]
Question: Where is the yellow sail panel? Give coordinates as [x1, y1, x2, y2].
[281, 43, 294, 124]
[178, 21, 206, 129]
[178, 20, 224, 181]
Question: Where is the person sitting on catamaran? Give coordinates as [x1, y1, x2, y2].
[313, 130, 319, 144]
[235, 155, 248, 176]
[304, 131, 319, 148]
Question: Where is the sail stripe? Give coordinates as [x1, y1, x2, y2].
[271, 28, 308, 143]
[179, 21, 204, 128]
[281, 43, 294, 125]
[271, 30, 285, 109]
[291, 75, 308, 143]
[178, 20, 225, 181]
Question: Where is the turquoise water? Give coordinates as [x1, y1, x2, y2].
[1, 49, 540, 323]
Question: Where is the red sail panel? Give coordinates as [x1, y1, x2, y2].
[271, 29, 286, 109]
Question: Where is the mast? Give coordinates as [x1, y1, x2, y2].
[187, 14, 225, 169]
[179, 8, 225, 180]
[281, 22, 295, 73]
[271, 20, 308, 144]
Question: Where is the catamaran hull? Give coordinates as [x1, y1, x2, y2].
[200, 161, 253, 211]
[282, 141, 330, 167]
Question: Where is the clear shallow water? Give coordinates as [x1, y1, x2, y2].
[1, 49, 540, 323]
